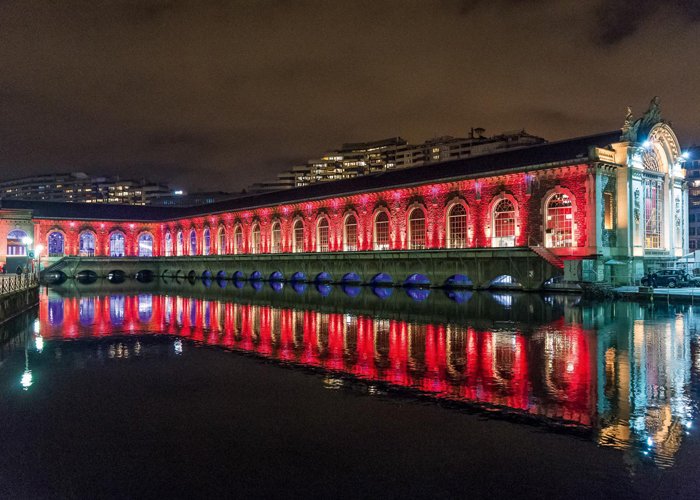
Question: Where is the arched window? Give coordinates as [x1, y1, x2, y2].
[165, 232, 173, 257]
[317, 217, 329, 252]
[189, 229, 197, 255]
[408, 208, 426, 249]
[447, 204, 467, 248]
[644, 178, 663, 249]
[234, 225, 243, 254]
[344, 214, 358, 251]
[203, 227, 211, 255]
[7, 229, 28, 256]
[79, 232, 96, 256]
[217, 227, 226, 255]
[545, 193, 574, 248]
[492, 199, 516, 248]
[293, 220, 304, 253]
[48, 232, 65, 256]
[271, 222, 282, 253]
[176, 231, 184, 256]
[251, 224, 261, 254]
[109, 232, 125, 257]
[138, 233, 153, 257]
[374, 211, 390, 250]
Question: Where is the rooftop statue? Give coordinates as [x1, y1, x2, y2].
[621, 96, 663, 143]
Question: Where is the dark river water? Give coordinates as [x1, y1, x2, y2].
[1, 280, 699, 498]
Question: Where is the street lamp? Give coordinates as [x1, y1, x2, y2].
[34, 243, 44, 276]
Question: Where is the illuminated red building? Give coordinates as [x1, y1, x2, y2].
[0, 100, 689, 284]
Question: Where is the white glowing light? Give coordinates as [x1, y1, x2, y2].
[33, 319, 41, 334]
[174, 339, 183, 355]
[21, 370, 33, 390]
[35, 336, 44, 353]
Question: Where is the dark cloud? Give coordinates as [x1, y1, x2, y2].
[0, 0, 698, 191]
[593, 0, 700, 46]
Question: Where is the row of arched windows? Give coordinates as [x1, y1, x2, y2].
[44, 231, 155, 258]
[41, 192, 575, 257]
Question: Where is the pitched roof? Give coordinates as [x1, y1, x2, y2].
[1, 130, 621, 222]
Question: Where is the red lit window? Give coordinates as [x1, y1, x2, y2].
[164, 232, 173, 256]
[447, 204, 467, 248]
[374, 212, 390, 250]
[251, 224, 261, 254]
[138, 233, 153, 257]
[545, 193, 573, 248]
[271, 222, 282, 253]
[202, 227, 211, 255]
[110, 232, 126, 257]
[317, 217, 329, 252]
[408, 208, 426, 249]
[344, 214, 357, 251]
[492, 199, 516, 247]
[234, 226, 243, 254]
[189, 229, 197, 255]
[176, 231, 184, 256]
[293, 220, 304, 252]
[217, 227, 226, 255]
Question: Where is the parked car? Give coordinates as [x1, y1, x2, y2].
[640, 269, 694, 288]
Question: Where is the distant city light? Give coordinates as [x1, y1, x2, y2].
[682, 151, 691, 159]
[174, 190, 184, 195]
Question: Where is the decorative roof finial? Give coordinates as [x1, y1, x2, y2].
[621, 97, 663, 143]
[621, 106, 639, 142]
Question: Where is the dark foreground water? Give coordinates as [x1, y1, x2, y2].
[1, 280, 700, 498]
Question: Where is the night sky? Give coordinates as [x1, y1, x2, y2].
[1, 0, 699, 192]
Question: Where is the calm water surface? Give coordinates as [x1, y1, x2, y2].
[1, 279, 700, 498]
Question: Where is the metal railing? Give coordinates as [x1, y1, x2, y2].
[0, 274, 39, 296]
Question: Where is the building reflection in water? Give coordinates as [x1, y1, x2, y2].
[37, 290, 698, 467]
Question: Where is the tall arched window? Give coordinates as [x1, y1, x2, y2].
[109, 232, 125, 257]
[176, 231, 184, 256]
[79, 232, 96, 256]
[217, 226, 226, 255]
[293, 220, 304, 253]
[48, 232, 65, 256]
[165, 232, 173, 257]
[644, 178, 663, 249]
[447, 204, 467, 248]
[545, 193, 573, 248]
[317, 217, 329, 252]
[271, 222, 282, 253]
[374, 211, 390, 250]
[251, 224, 261, 254]
[138, 233, 153, 257]
[492, 199, 516, 248]
[344, 214, 358, 251]
[6, 229, 28, 256]
[203, 227, 211, 255]
[408, 208, 426, 249]
[189, 229, 197, 255]
[234, 225, 243, 254]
